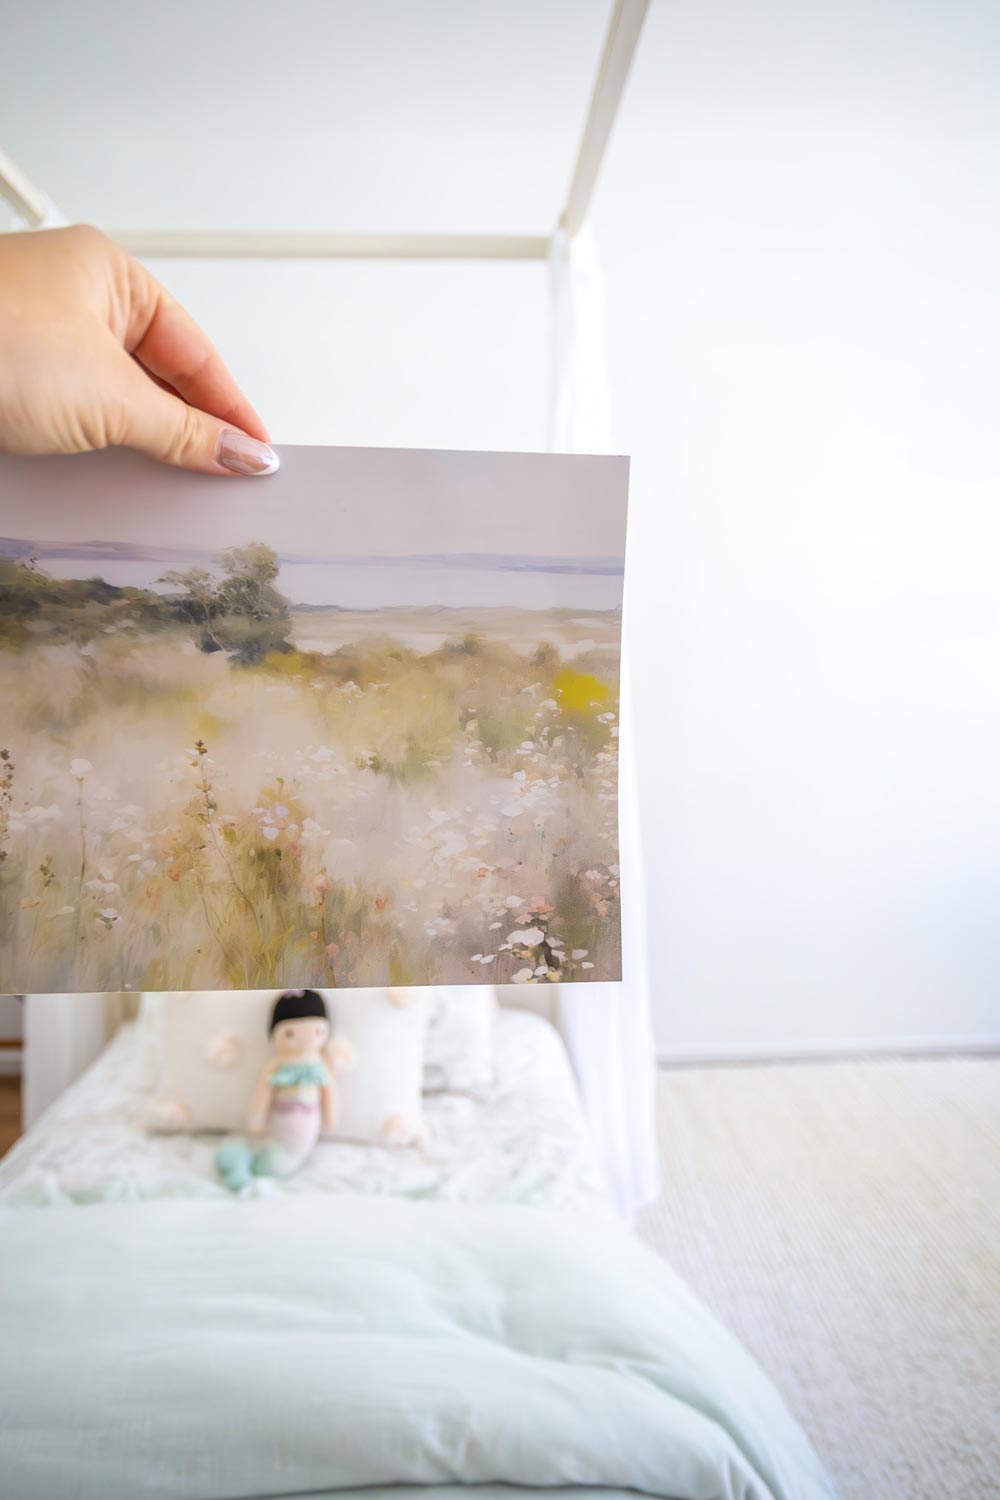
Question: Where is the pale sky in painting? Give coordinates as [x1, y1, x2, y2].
[0, 445, 628, 561]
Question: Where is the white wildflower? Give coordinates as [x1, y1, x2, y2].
[508, 927, 544, 947]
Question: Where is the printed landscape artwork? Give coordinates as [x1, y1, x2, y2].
[0, 445, 628, 994]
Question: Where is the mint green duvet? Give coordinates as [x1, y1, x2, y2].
[0, 1195, 834, 1500]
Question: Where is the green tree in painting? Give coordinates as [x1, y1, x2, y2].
[161, 543, 292, 664]
[216, 544, 285, 620]
[158, 566, 222, 649]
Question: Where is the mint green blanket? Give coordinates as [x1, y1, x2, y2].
[0, 1196, 834, 1499]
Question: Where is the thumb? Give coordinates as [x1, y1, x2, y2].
[113, 355, 279, 476]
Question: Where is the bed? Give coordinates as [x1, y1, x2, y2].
[0, 1005, 835, 1500]
[0, 1008, 609, 1211]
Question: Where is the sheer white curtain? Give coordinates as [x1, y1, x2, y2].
[547, 224, 659, 1222]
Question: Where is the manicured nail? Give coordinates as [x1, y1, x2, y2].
[217, 430, 280, 476]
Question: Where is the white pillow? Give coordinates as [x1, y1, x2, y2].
[142, 990, 262, 1134]
[325, 989, 428, 1145]
[143, 989, 428, 1147]
[421, 986, 497, 1095]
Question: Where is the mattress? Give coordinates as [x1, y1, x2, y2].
[0, 1007, 610, 1211]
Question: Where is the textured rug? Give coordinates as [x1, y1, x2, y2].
[638, 1055, 1000, 1500]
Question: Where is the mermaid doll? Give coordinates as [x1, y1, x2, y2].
[216, 990, 338, 1192]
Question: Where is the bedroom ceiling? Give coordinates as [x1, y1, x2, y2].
[0, 0, 612, 235]
[4, 0, 992, 240]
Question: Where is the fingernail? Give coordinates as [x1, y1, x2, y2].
[217, 430, 280, 476]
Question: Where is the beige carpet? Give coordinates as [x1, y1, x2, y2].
[638, 1055, 1000, 1500]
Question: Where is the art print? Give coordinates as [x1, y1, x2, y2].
[0, 446, 627, 992]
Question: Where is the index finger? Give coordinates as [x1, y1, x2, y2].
[122, 258, 270, 443]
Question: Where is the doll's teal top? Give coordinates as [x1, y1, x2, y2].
[269, 1060, 328, 1089]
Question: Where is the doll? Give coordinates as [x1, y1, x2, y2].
[216, 989, 338, 1192]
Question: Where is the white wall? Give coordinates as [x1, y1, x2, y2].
[142, 258, 549, 456]
[596, 0, 1000, 1056]
[4, 0, 998, 1057]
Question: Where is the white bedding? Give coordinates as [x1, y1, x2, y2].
[0, 1007, 610, 1211]
[0, 1010, 837, 1498]
[0, 1193, 835, 1500]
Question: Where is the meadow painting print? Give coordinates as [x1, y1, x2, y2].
[0, 446, 627, 994]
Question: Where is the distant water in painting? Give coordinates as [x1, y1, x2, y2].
[40, 555, 623, 611]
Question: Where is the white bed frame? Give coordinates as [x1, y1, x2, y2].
[0, 2, 649, 265]
[6, 4, 659, 1217]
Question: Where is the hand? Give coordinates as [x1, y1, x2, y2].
[0, 225, 278, 476]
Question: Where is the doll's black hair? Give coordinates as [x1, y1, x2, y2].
[269, 989, 329, 1033]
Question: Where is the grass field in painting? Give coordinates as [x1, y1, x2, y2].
[0, 570, 621, 992]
